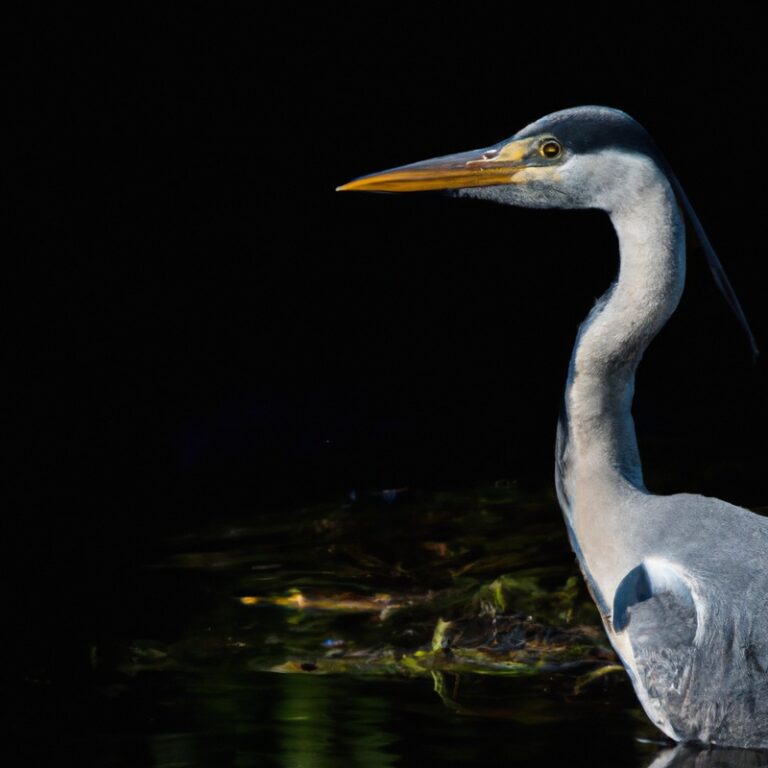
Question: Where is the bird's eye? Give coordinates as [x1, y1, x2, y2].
[540, 139, 562, 159]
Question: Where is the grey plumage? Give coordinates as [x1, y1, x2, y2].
[611, 494, 768, 746]
[338, 105, 768, 747]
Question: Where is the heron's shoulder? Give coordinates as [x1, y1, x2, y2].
[613, 558, 697, 635]
[653, 492, 768, 527]
[648, 492, 768, 568]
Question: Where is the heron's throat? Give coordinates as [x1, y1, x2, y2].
[560, 171, 686, 500]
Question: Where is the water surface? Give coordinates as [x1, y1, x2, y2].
[17, 487, 768, 767]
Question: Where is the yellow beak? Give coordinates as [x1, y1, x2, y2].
[337, 138, 537, 193]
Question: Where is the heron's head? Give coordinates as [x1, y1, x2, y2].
[338, 105, 759, 358]
[337, 106, 665, 212]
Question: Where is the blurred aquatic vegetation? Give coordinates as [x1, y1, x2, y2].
[118, 487, 632, 714]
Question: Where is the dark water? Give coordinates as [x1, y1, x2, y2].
[14, 488, 768, 767]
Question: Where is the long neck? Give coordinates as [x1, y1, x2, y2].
[556, 167, 686, 513]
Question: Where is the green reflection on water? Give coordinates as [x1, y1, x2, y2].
[276, 675, 335, 768]
[276, 675, 397, 768]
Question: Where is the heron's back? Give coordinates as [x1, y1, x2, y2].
[606, 493, 768, 747]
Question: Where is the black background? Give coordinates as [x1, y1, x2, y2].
[6, 4, 768, 678]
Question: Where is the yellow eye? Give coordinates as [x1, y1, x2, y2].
[540, 139, 562, 159]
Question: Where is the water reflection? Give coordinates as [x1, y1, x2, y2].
[276, 674, 397, 767]
[647, 744, 768, 768]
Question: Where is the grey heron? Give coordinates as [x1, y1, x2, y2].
[338, 106, 768, 748]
